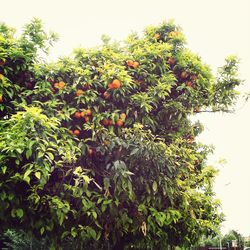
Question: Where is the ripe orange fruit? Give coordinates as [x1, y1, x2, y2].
[167, 57, 175, 66]
[84, 116, 90, 122]
[54, 83, 59, 89]
[76, 89, 84, 96]
[108, 119, 113, 126]
[103, 140, 110, 146]
[86, 109, 92, 116]
[154, 33, 161, 39]
[169, 31, 178, 38]
[58, 81, 65, 89]
[133, 61, 139, 68]
[88, 148, 94, 156]
[80, 111, 86, 117]
[103, 91, 110, 99]
[186, 82, 193, 88]
[74, 112, 82, 119]
[181, 71, 189, 79]
[127, 60, 134, 67]
[110, 79, 121, 89]
[120, 113, 126, 120]
[0, 95, 3, 103]
[187, 137, 194, 144]
[116, 119, 124, 127]
[190, 75, 197, 81]
[73, 129, 80, 136]
[102, 119, 110, 126]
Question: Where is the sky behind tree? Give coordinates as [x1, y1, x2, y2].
[1, 0, 250, 236]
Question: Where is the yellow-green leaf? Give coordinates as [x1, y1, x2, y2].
[152, 181, 158, 192]
[35, 171, 41, 179]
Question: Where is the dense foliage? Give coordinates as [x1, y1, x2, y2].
[197, 230, 245, 249]
[0, 19, 242, 249]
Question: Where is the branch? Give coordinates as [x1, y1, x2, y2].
[194, 109, 234, 114]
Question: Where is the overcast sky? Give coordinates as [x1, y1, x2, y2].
[1, 0, 250, 236]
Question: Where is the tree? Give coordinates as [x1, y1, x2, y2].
[222, 230, 245, 249]
[0, 19, 242, 249]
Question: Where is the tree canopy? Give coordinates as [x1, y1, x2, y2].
[0, 19, 242, 249]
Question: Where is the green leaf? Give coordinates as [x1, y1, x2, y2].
[88, 227, 96, 239]
[83, 175, 90, 184]
[23, 169, 32, 184]
[71, 227, 77, 238]
[47, 152, 54, 160]
[152, 181, 158, 192]
[58, 213, 64, 226]
[35, 171, 41, 179]
[1, 166, 7, 174]
[37, 151, 44, 159]
[16, 208, 24, 218]
[26, 149, 32, 159]
[40, 227, 45, 235]
[92, 211, 97, 219]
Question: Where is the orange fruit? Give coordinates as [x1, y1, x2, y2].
[54, 83, 59, 89]
[74, 112, 82, 119]
[88, 148, 94, 156]
[80, 111, 86, 117]
[120, 113, 126, 120]
[102, 119, 110, 126]
[116, 119, 124, 127]
[154, 33, 161, 39]
[167, 57, 175, 66]
[127, 60, 134, 67]
[84, 116, 90, 122]
[108, 82, 113, 89]
[0, 74, 4, 80]
[181, 71, 189, 79]
[187, 138, 194, 144]
[110, 79, 121, 89]
[186, 82, 193, 88]
[133, 61, 139, 68]
[58, 81, 65, 89]
[169, 31, 178, 38]
[108, 119, 113, 126]
[73, 129, 80, 136]
[76, 89, 84, 96]
[103, 91, 110, 99]
[0, 95, 3, 103]
[190, 75, 197, 81]
[86, 109, 92, 116]
[103, 140, 110, 146]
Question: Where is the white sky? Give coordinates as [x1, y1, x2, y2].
[1, 0, 250, 237]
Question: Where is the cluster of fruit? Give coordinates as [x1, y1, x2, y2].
[53, 81, 66, 90]
[126, 60, 139, 69]
[69, 109, 92, 136]
[165, 56, 198, 89]
[101, 113, 126, 128]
